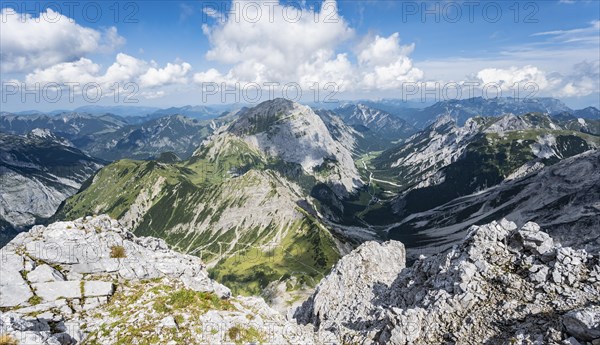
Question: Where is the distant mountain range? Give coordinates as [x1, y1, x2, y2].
[347, 97, 599, 129]
[330, 104, 416, 149]
[0, 112, 218, 161]
[8, 104, 232, 119]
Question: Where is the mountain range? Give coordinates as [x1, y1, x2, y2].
[1, 96, 599, 344]
[0, 112, 218, 161]
[52, 99, 356, 299]
[362, 97, 599, 129]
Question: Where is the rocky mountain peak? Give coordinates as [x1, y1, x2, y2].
[484, 112, 560, 133]
[574, 106, 600, 119]
[229, 98, 296, 134]
[431, 113, 457, 129]
[223, 98, 362, 195]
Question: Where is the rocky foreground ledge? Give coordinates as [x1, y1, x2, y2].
[0, 215, 325, 344]
[0, 216, 598, 344]
[295, 219, 600, 344]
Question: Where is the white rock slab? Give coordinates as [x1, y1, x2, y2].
[0, 284, 33, 307]
[32, 281, 82, 301]
[27, 265, 65, 283]
[83, 281, 114, 298]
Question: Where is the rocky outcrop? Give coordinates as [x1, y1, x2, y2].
[295, 240, 405, 339]
[3, 215, 598, 344]
[0, 215, 324, 344]
[296, 219, 600, 344]
[563, 306, 600, 341]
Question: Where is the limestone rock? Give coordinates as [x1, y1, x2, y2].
[32, 281, 82, 301]
[0, 215, 318, 344]
[563, 306, 600, 341]
[296, 219, 600, 344]
[0, 284, 33, 308]
[295, 240, 405, 336]
[83, 281, 114, 298]
[27, 265, 65, 283]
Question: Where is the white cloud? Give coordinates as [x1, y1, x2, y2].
[22, 53, 192, 98]
[139, 90, 166, 99]
[193, 0, 422, 92]
[415, 20, 600, 101]
[357, 33, 423, 90]
[474, 62, 599, 98]
[475, 65, 560, 92]
[554, 60, 600, 97]
[140, 62, 192, 88]
[0, 8, 124, 73]
[197, 0, 353, 86]
[531, 20, 600, 46]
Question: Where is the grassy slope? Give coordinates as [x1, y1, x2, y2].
[55, 137, 340, 296]
[209, 211, 340, 296]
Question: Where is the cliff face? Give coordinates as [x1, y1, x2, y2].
[295, 219, 600, 344]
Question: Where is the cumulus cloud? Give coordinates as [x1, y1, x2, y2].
[196, 0, 353, 85]
[476, 65, 560, 92]
[139, 62, 192, 88]
[474, 62, 599, 98]
[23, 53, 192, 99]
[194, 0, 422, 91]
[0, 8, 124, 73]
[357, 33, 423, 90]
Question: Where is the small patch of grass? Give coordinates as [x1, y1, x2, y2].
[0, 334, 18, 345]
[109, 245, 127, 259]
[28, 295, 42, 306]
[228, 327, 241, 342]
[227, 326, 264, 345]
[79, 281, 86, 306]
[151, 288, 234, 317]
[152, 300, 169, 313]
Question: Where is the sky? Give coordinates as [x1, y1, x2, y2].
[1, 0, 599, 112]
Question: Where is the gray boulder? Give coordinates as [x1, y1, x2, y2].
[563, 306, 600, 341]
[295, 240, 406, 337]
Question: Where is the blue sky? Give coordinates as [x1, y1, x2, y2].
[1, 0, 599, 111]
